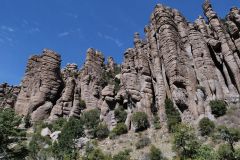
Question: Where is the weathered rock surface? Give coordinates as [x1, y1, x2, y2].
[15, 49, 62, 121]
[6, 0, 240, 130]
[0, 83, 20, 109]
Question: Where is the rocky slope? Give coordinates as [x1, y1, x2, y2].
[2, 0, 240, 131]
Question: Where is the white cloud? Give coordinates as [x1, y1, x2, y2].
[1, 25, 14, 32]
[28, 27, 40, 33]
[97, 32, 123, 47]
[58, 32, 70, 37]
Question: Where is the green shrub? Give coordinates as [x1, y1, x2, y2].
[110, 123, 128, 139]
[87, 148, 110, 160]
[234, 148, 240, 159]
[194, 145, 218, 160]
[52, 117, 67, 131]
[136, 137, 151, 149]
[94, 123, 109, 140]
[80, 99, 86, 109]
[112, 149, 131, 160]
[132, 112, 149, 132]
[199, 117, 215, 136]
[217, 126, 240, 152]
[153, 115, 161, 130]
[82, 109, 101, 129]
[173, 124, 199, 159]
[114, 106, 127, 123]
[84, 145, 111, 160]
[0, 108, 29, 159]
[217, 144, 234, 160]
[33, 121, 53, 134]
[210, 100, 227, 117]
[165, 99, 181, 132]
[149, 145, 164, 160]
[54, 117, 84, 159]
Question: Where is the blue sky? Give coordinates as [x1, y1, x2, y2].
[0, 0, 239, 85]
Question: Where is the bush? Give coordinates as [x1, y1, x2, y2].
[217, 126, 240, 152]
[94, 123, 109, 140]
[132, 112, 149, 132]
[52, 117, 67, 131]
[0, 108, 27, 158]
[217, 144, 234, 160]
[153, 115, 161, 130]
[80, 99, 86, 109]
[149, 145, 164, 160]
[87, 148, 110, 160]
[234, 148, 240, 159]
[165, 99, 181, 132]
[110, 123, 128, 139]
[54, 117, 84, 159]
[114, 106, 127, 123]
[173, 124, 200, 159]
[136, 137, 151, 149]
[194, 145, 218, 160]
[199, 117, 215, 136]
[112, 149, 131, 160]
[210, 100, 227, 117]
[82, 109, 101, 129]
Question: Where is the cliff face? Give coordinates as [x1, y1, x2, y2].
[9, 0, 240, 129]
[15, 49, 63, 121]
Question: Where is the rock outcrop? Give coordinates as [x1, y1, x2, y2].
[0, 83, 20, 109]
[10, 0, 240, 129]
[15, 49, 63, 121]
[117, 0, 240, 125]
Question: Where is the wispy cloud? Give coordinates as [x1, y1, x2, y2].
[65, 12, 79, 19]
[58, 32, 70, 37]
[28, 27, 40, 33]
[97, 32, 123, 47]
[1, 25, 15, 32]
[57, 28, 84, 39]
[0, 25, 16, 46]
[105, 24, 119, 31]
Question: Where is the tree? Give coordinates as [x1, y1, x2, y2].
[53, 117, 84, 159]
[210, 100, 227, 117]
[132, 112, 149, 132]
[165, 99, 181, 132]
[0, 108, 27, 159]
[217, 126, 240, 152]
[173, 124, 200, 159]
[149, 145, 164, 160]
[199, 117, 215, 136]
[82, 109, 101, 129]
[114, 106, 127, 123]
[94, 123, 109, 140]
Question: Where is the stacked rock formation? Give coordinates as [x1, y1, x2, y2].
[0, 83, 20, 109]
[12, 0, 240, 129]
[15, 49, 63, 121]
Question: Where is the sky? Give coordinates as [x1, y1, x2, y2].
[0, 0, 239, 85]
